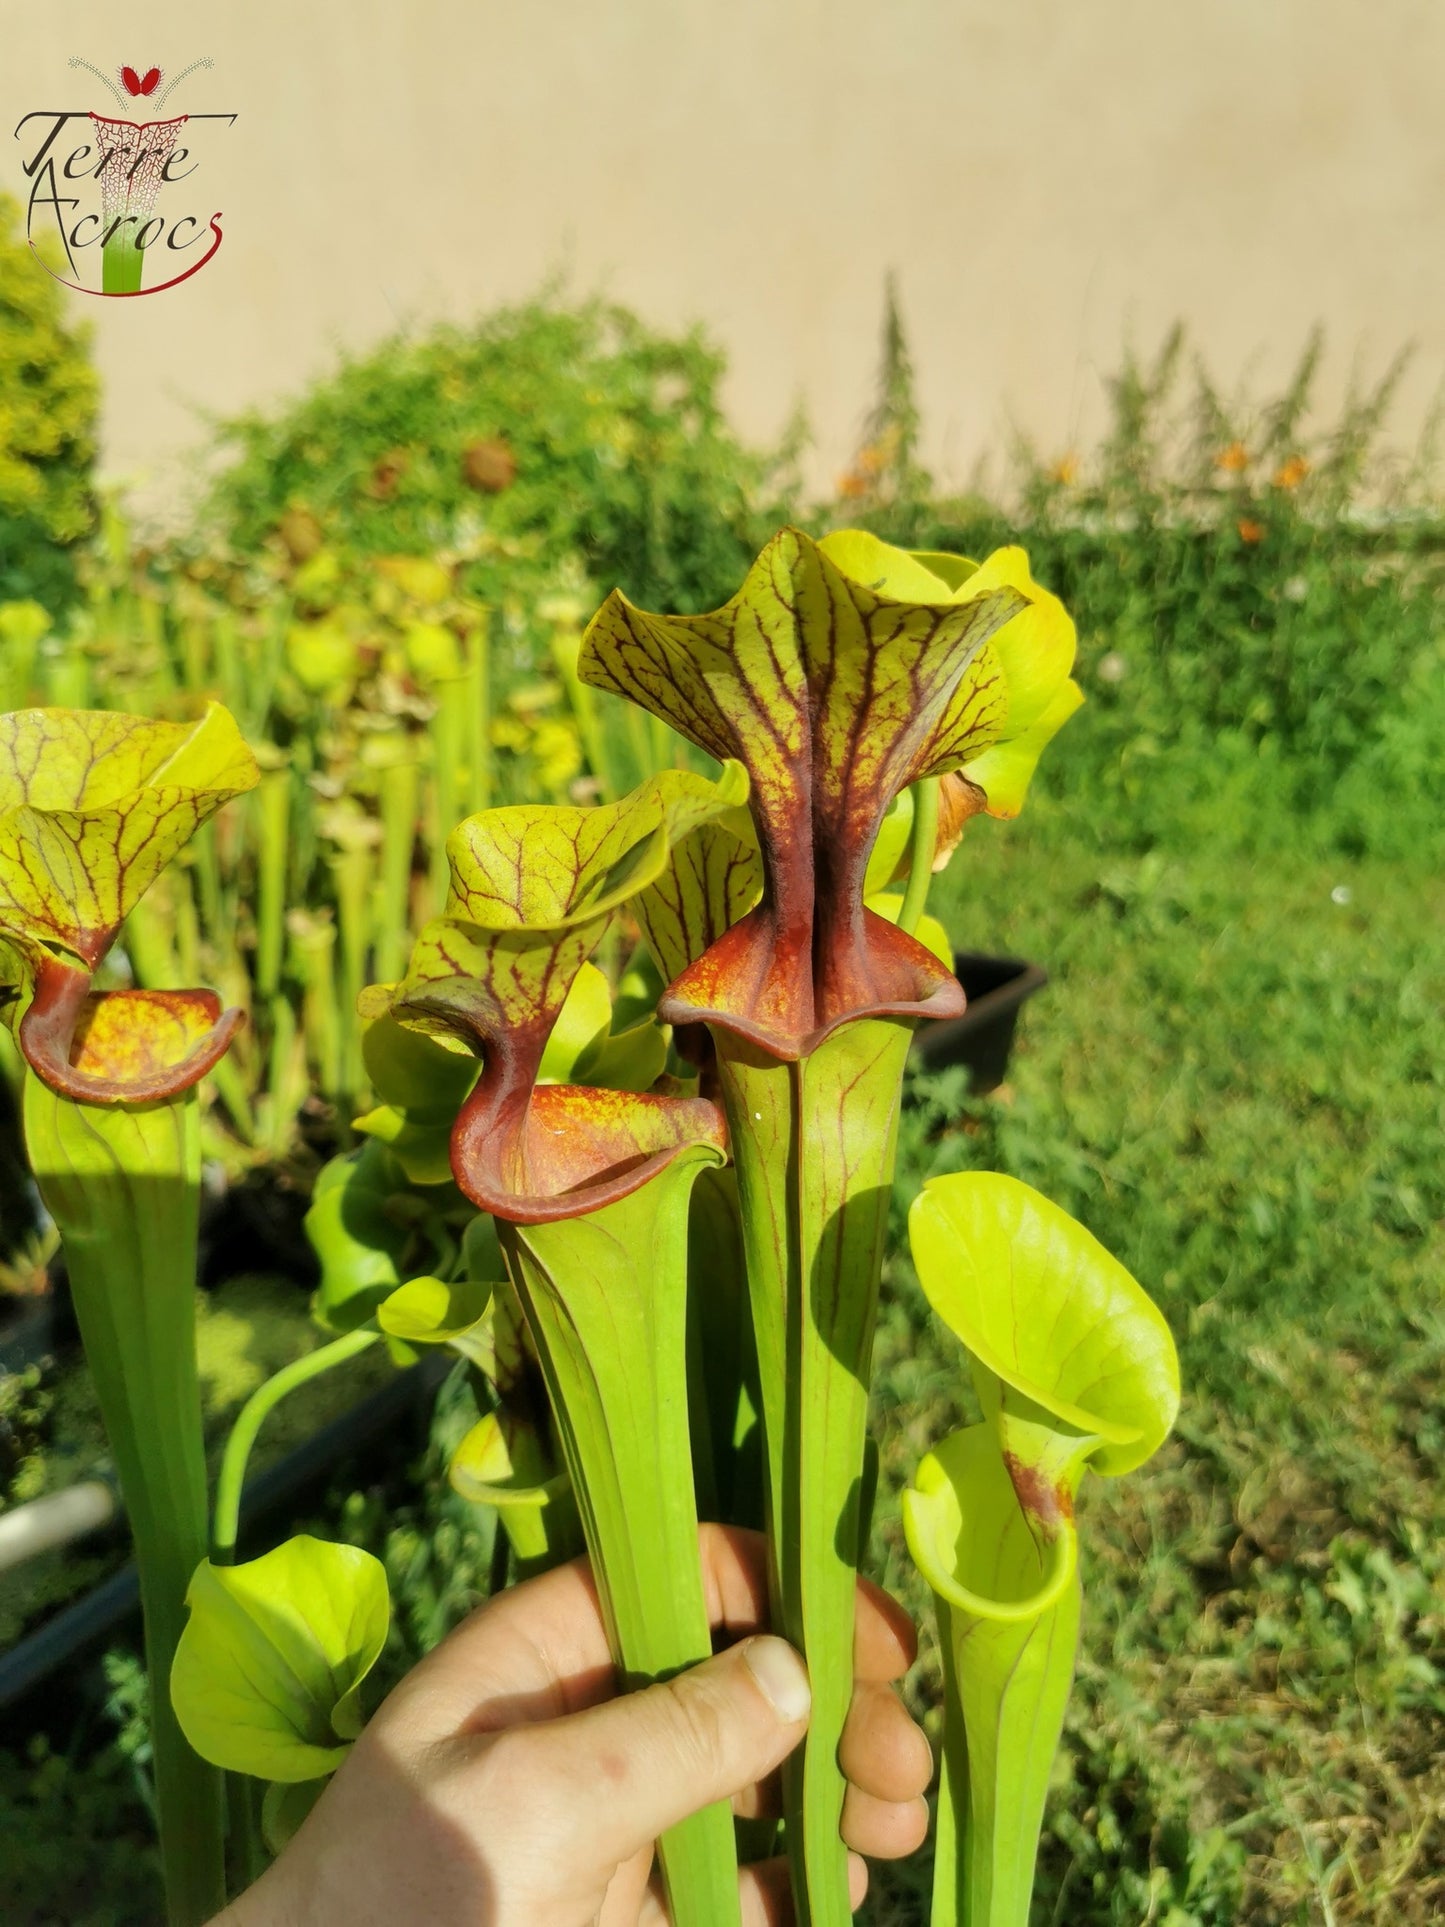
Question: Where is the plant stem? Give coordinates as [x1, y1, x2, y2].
[500, 1148, 741, 1927]
[714, 1018, 914, 1927]
[293, 916, 340, 1101]
[23, 1077, 227, 1927]
[551, 622, 617, 801]
[467, 618, 493, 815]
[375, 752, 420, 985]
[431, 676, 468, 912]
[332, 842, 373, 1124]
[212, 1328, 380, 1562]
[255, 769, 291, 1003]
[264, 993, 300, 1160]
[898, 776, 939, 936]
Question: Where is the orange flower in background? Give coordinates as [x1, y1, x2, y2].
[1237, 518, 1265, 545]
[1215, 441, 1250, 473]
[1047, 453, 1079, 486]
[1273, 454, 1310, 491]
[836, 437, 888, 501]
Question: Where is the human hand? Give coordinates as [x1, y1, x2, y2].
[217, 1523, 932, 1925]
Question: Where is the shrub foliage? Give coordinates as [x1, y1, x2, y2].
[0, 192, 99, 614]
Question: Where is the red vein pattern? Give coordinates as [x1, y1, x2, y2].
[374, 770, 742, 1224]
[580, 529, 1027, 1058]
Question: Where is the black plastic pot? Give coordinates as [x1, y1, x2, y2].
[911, 951, 1049, 1093]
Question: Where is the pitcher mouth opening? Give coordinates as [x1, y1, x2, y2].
[659, 902, 966, 1062]
[450, 1073, 727, 1225]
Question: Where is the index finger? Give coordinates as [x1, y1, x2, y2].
[386, 1523, 915, 1740]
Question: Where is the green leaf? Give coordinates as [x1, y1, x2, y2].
[909, 1172, 1180, 1476]
[612, 943, 667, 1031]
[633, 807, 762, 985]
[906, 550, 979, 593]
[305, 1143, 412, 1331]
[171, 1537, 389, 1783]
[579, 1016, 669, 1093]
[448, 1407, 582, 1576]
[0, 702, 258, 1100]
[713, 1016, 916, 1918]
[261, 1777, 328, 1856]
[377, 1274, 493, 1363]
[0, 703, 258, 974]
[362, 1010, 480, 1110]
[903, 1177, 1181, 1927]
[349, 1103, 455, 1187]
[537, 960, 612, 1082]
[367, 764, 744, 1057]
[865, 891, 953, 970]
[501, 1148, 739, 1917]
[353, 1012, 480, 1185]
[862, 789, 914, 897]
[462, 1209, 507, 1283]
[23, 1063, 228, 1919]
[449, 1409, 567, 1507]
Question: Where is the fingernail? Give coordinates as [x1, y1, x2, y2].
[743, 1636, 811, 1723]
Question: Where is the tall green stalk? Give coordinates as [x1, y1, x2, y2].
[375, 750, 420, 985]
[331, 830, 374, 1118]
[430, 676, 469, 913]
[466, 619, 493, 814]
[24, 1077, 228, 1925]
[715, 1019, 912, 1922]
[254, 766, 291, 1004]
[500, 1148, 740, 1924]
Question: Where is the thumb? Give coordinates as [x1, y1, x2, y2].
[501, 1635, 811, 1865]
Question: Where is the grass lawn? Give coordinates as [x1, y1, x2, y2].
[865, 788, 1445, 1925]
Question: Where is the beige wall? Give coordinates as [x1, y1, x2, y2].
[3, 0, 1443, 514]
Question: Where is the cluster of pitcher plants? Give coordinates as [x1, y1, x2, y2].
[0, 525, 1179, 1926]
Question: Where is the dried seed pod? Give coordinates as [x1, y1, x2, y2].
[462, 437, 517, 493]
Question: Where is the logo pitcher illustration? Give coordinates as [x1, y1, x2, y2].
[15, 57, 235, 297]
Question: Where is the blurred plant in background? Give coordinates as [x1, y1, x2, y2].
[841, 304, 1445, 866]
[0, 194, 99, 617]
[192, 293, 805, 617]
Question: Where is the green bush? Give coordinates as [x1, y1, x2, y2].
[196, 294, 803, 615]
[0, 192, 99, 616]
[841, 325, 1445, 862]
